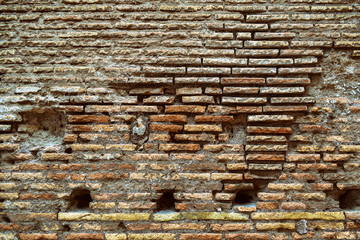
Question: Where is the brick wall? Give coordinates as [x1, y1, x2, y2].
[1, 0, 360, 239]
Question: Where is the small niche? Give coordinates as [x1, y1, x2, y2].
[2, 216, 11, 223]
[232, 190, 257, 209]
[156, 192, 176, 211]
[339, 190, 360, 210]
[62, 224, 71, 231]
[118, 222, 127, 231]
[65, 147, 72, 154]
[234, 191, 254, 205]
[19, 109, 66, 149]
[68, 188, 93, 210]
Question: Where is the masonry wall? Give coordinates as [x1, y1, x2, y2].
[1, 0, 360, 239]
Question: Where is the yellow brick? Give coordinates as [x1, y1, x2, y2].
[153, 212, 248, 221]
[340, 145, 360, 152]
[311, 222, 344, 230]
[251, 212, 345, 221]
[105, 234, 127, 240]
[58, 212, 150, 221]
[128, 233, 176, 240]
[0, 183, 16, 190]
[268, 183, 304, 191]
[105, 144, 136, 151]
[256, 222, 295, 231]
[0, 193, 18, 200]
[71, 144, 104, 151]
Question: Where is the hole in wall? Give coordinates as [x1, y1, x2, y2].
[62, 224, 70, 231]
[339, 190, 360, 210]
[234, 191, 254, 205]
[68, 188, 93, 210]
[65, 147, 72, 154]
[1, 216, 11, 223]
[19, 109, 66, 149]
[156, 192, 176, 212]
[118, 222, 127, 231]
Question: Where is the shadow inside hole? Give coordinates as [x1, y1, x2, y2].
[62, 224, 70, 231]
[65, 147, 73, 154]
[156, 192, 176, 212]
[2, 216, 11, 223]
[68, 188, 93, 210]
[339, 190, 360, 210]
[118, 221, 127, 231]
[233, 190, 257, 209]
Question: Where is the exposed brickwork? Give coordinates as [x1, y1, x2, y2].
[1, 0, 360, 239]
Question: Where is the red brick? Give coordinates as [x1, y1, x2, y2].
[281, 202, 307, 210]
[256, 202, 279, 210]
[180, 234, 222, 240]
[20, 193, 55, 200]
[287, 154, 320, 162]
[246, 154, 285, 161]
[263, 106, 308, 112]
[88, 173, 129, 180]
[150, 114, 187, 123]
[41, 153, 73, 161]
[301, 125, 332, 133]
[297, 163, 337, 171]
[222, 77, 265, 85]
[163, 223, 206, 230]
[68, 115, 109, 123]
[226, 233, 270, 240]
[20, 163, 50, 170]
[211, 223, 254, 231]
[247, 126, 292, 134]
[65, 233, 104, 240]
[195, 115, 234, 123]
[19, 234, 57, 240]
[150, 124, 183, 132]
[69, 125, 92, 132]
[174, 134, 215, 142]
[127, 223, 161, 231]
[310, 183, 333, 191]
[165, 105, 206, 113]
[7, 213, 56, 222]
[258, 192, 285, 201]
[159, 143, 200, 151]
[121, 105, 159, 113]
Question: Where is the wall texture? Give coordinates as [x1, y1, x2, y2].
[1, 0, 360, 239]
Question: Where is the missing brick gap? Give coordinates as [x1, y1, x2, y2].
[339, 190, 360, 210]
[156, 191, 176, 212]
[118, 221, 127, 231]
[232, 190, 257, 210]
[62, 224, 70, 231]
[19, 109, 66, 151]
[2, 216, 11, 223]
[68, 188, 93, 210]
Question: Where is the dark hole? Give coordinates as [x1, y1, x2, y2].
[7, 160, 15, 165]
[234, 191, 253, 205]
[157, 192, 176, 211]
[2, 216, 11, 223]
[339, 190, 360, 210]
[0, 198, 4, 202]
[118, 221, 127, 231]
[62, 224, 70, 231]
[65, 148, 72, 154]
[68, 188, 92, 209]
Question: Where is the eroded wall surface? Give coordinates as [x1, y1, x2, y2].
[1, 0, 360, 239]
